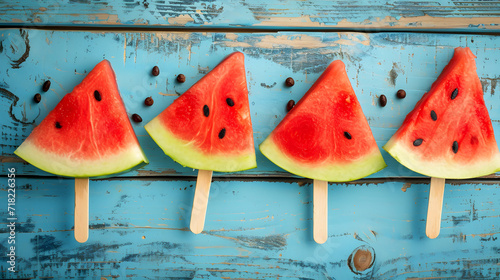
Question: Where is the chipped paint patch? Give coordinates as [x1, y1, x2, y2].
[167, 14, 195, 25]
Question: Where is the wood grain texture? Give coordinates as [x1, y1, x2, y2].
[1, 29, 499, 178]
[0, 0, 500, 32]
[0, 178, 498, 279]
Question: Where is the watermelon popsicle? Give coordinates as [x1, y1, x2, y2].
[260, 60, 387, 244]
[383, 47, 500, 238]
[145, 52, 256, 234]
[14, 60, 149, 242]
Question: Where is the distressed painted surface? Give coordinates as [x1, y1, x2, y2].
[1, 0, 500, 32]
[1, 29, 500, 178]
[0, 178, 498, 279]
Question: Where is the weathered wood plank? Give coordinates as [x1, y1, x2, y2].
[2, 29, 499, 179]
[0, 0, 500, 32]
[0, 178, 498, 278]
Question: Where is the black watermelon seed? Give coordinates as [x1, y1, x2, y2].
[344, 131, 352, 140]
[218, 128, 226, 139]
[286, 100, 295, 112]
[144, 96, 154, 106]
[132, 114, 142, 123]
[152, 66, 160, 76]
[379, 95, 387, 107]
[226, 98, 234, 107]
[285, 77, 295, 87]
[431, 110, 437, 121]
[55, 122, 62, 129]
[451, 88, 458, 100]
[452, 141, 459, 153]
[94, 90, 102, 101]
[203, 105, 209, 117]
[177, 74, 186, 83]
[413, 138, 423, 146]
[42, 80, 51, 92]
[396, 89, 406, 99]
[33, 93, 41, 103]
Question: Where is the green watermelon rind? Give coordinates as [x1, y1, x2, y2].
[259, 137, 387, 182]
[145, 117, 257, 172]
[383, 138, 500, 179]
[14, 141, 148, 178]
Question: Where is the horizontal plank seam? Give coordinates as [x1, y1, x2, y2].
[1, 25, 500, 35]
[2, 175, 500, 184]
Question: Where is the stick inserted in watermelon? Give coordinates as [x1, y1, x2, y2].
[145, 52, 256, 234]
[15, 60, 149, 242]
[383, 47, 500, 238]
[260, 60, 387, 244]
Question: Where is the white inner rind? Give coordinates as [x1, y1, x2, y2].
[383, 138, 500, 179]
[259, 137, 387, 182]
[145, 117, 257, 172]
[14, 141, 148, 178]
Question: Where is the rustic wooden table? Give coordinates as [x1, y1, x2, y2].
[1, 1, 499, 279]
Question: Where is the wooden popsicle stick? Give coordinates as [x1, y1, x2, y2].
[74, 178, 89, 243]
[313, 179, 328, 244]
[190, 169, 213, 234]
[426, 177, 446, 239]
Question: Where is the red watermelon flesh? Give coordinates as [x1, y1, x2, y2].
[15, 60, 148, 177]
[260, 60, 386, 182]
[384, 47, 500, 178]
[145, 52, 256, 172]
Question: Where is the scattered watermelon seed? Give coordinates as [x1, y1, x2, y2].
[132, 114, 142, 123]
[451, 88, 458, 100]
[286, 100, 295, 112]
[144, 96, 154, 106]
[177, 74, 186, 83]
[152, 66, 160, 76]
[55, 122, 62, 129]
[42, 80, 51, 92]
[285, 77, 295, 87]
[226, 98, 235, 107]
[431, 110, 437, 121]
[379, 95, 387, 107]
[452, 141, 459, 153]
[203, 105, 209, 117]
[344, 131, 352, 140]
[396, 89, 406, 99]
[218, 128, 226, 139]
[33, 93, 41, 103]
[94, 90, 102, 101]
[413, 139, 423, 146]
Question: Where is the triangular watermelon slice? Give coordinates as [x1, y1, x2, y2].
[384, 47, 500, 179]
[15, 60, 148, 178]
[145, 52, 256, 172]
[260, 60, 386, 182]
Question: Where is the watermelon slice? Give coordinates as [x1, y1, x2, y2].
[14, 60, 148, 178]
[383, 47, 500, 179]
[145, 52, 256, 172]
[260, 60, 386, 182]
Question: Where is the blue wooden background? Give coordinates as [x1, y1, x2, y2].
[1, 1, 500, 279]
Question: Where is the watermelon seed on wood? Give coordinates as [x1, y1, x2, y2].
[42, 80, 51, 92]
[151, 66, 159, 77]
[33, 93, 41, 103]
